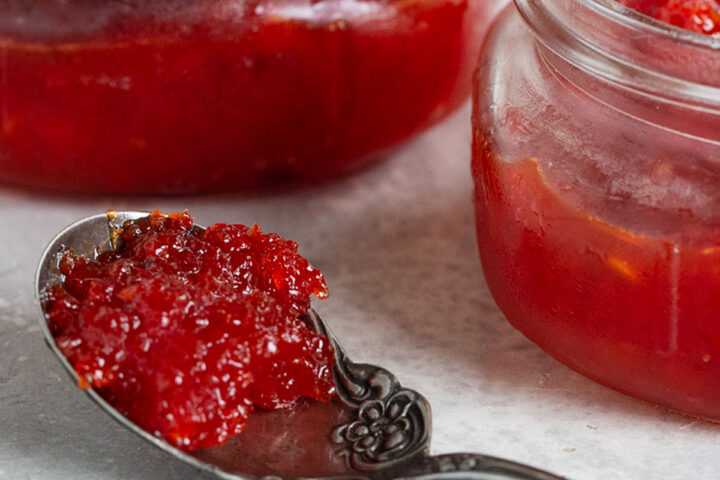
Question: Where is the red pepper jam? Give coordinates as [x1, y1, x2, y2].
[618, 0, 720, 35]
[44, 211, 335, 451]
[0, 0, 494, 193]
[473, 143, 720, 419]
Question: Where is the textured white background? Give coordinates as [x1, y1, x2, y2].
[1, 104, 718, 480]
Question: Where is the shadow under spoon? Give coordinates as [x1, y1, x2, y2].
[35, 211, 567, 480]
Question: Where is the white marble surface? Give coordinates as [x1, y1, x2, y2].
[1, 105, 718, 480]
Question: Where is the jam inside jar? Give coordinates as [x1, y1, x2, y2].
[473, 0, 720, 419]
[0, 0, 502, 193]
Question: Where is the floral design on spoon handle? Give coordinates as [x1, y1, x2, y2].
[306, 310, 430, 471]
[307, 310, 566, 480]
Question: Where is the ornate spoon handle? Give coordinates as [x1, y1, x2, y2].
[308, 311, 566, 480]
[392, 452, 566, 479]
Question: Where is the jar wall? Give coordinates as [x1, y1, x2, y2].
[0, 0, 501, 194]
[473, 4, 720, 419]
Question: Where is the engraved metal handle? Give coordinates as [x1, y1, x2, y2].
[396, 452, 566, 479]
[307, 311, 567, 480]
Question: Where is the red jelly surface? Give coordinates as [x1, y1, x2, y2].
[44, 211, 335, 451]
[619, 0, 720, 35]
[0, 0, 496, 193]
[473, 142, 720, 419]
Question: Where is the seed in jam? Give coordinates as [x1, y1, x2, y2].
[44, 210, 335, 451]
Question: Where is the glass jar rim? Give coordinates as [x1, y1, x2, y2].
[514, 0, 720, 106]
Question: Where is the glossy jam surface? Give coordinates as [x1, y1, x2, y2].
[618, 0, 720, 35]
[0, 0, 496, 193]
[44, 211, 335, 451]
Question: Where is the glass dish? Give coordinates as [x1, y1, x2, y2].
[0, 0, 502, 193]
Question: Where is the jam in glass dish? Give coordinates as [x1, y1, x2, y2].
[0, 0, 502, 193]
[473, 0, 720, 419]
[43, 210, 335, 451]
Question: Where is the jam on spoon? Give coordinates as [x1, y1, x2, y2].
[37, 211, 567, 480]
[43, 210, 335, 451]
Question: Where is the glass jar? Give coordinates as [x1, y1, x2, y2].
[0, 0, 501, 194]
[473, 0, 720, 418]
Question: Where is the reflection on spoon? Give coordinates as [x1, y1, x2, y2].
[35, 211, 566, 480]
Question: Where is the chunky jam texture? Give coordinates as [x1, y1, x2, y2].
[0, 0, 496, 193]
[44, 211, 335, 451]
[619, 0, 720, 35]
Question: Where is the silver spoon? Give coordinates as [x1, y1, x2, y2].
[35, 211, 567, 480]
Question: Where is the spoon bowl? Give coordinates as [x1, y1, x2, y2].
[35, 211, 566, 480]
